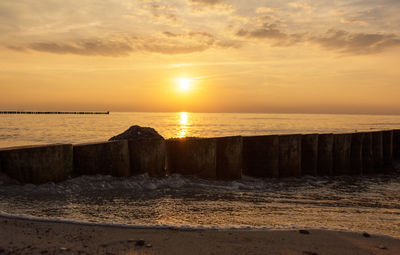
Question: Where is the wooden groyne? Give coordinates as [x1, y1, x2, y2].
[0, 129, 399, 184]
[0, 111, 109, 115]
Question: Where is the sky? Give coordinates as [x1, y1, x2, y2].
[1, 0, 400, 114]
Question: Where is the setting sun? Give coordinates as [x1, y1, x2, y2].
[177, 78, 192, 92]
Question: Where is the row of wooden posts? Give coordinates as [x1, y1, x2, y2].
[0, 130, 399, 184]
[0, 111, 109, 115]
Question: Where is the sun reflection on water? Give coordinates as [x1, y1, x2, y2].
[177, 112, 190, 138]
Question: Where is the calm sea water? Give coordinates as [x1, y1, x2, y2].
[0, 112, 400, 237]
[1, 112, 400, 147]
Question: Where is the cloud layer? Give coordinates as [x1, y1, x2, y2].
[2, 0, 400, 56]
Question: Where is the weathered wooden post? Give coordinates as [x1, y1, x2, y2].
[0, 144, 73, 184]
[73, 140, 130, 177]
[372, 131, 384, 173]
[128, 139, 166, 176]
[301, 134, 318, 176]
[242, 135, 279, 178]
[394, 129, 400, 160]
[332, 133, 352, 175]
[317, 134, 334, 176]
[279, 134, 302, 177]
[166, 138, 217, 179]
[350, 132, 364, 175]
[216, 136, 242, 180]
[362, 132, 374, 174]
[382, 130, 393, 170]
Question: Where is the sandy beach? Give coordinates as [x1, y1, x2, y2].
[0, 216, 399, 255]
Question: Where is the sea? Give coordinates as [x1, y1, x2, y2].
[0, 112, 400, 237]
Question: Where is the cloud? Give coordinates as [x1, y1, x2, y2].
[5, 31, 237, 56]
[189, 0, 224, 5]
[311, 29, 400, 54]
[138, 2, 182, 25]
[140, 31, 216, 54]
[11, 38, 135, 57]
[236, 24, 286, 40]
[288, 1, 313, 15]
[188, 0, 235, 14]
[142, 4, 166, 11]
[236, 23, 400, 54]
[151, 13, 182, 24]
[340, 18, 368, 26]
[256, 7, 280, 14]
[236, 23, 304, 46]
[288, 2, 312, 10]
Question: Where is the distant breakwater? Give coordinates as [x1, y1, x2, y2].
[0, 111, 109, 115]
[0, 130, 399, 184]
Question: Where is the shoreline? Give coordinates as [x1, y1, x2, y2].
[1, 216, 399, 255]
[0, 212, 398, 238]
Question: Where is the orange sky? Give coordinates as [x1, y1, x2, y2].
[1, 0, 400, 114]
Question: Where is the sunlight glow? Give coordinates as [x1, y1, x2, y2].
[177, 78, 192, 92]
[177, 112, 189, 138]
[180, 112, 188, 125]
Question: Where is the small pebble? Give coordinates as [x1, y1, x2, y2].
[299, 230, 310, 235]
[379, 245, 388, 250]
[302, 251, 318, 255]
[363, 232, 371, 238]
[145, 243, 152, 248]
[59, 247, 69, 251]
[136, 240, 145, 246]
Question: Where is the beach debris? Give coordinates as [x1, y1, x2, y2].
[379, 245, 388, 250]
[109, 125, 164, 141]
[302, 251, 318, 255]
[135, 239, 145, 246]
[363, 232, 371, 238]
[145, 243, 152, 248]
[299, 230, 310, 235]
[59, 247, 69, 251]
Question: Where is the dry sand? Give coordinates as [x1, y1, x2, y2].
[1, 216, 399, 255]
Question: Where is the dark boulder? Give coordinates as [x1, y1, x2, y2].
[109, 125, 164, 141]
[109, 125, 166, 176]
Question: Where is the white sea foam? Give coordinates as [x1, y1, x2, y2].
[1, 166, 400, 238]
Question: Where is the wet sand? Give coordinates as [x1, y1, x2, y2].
[1, 216, 399, 254]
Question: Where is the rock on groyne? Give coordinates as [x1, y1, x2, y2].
[110, 126, 166, 176]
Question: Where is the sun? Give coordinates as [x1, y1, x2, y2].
[177, 78, 192, 91]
